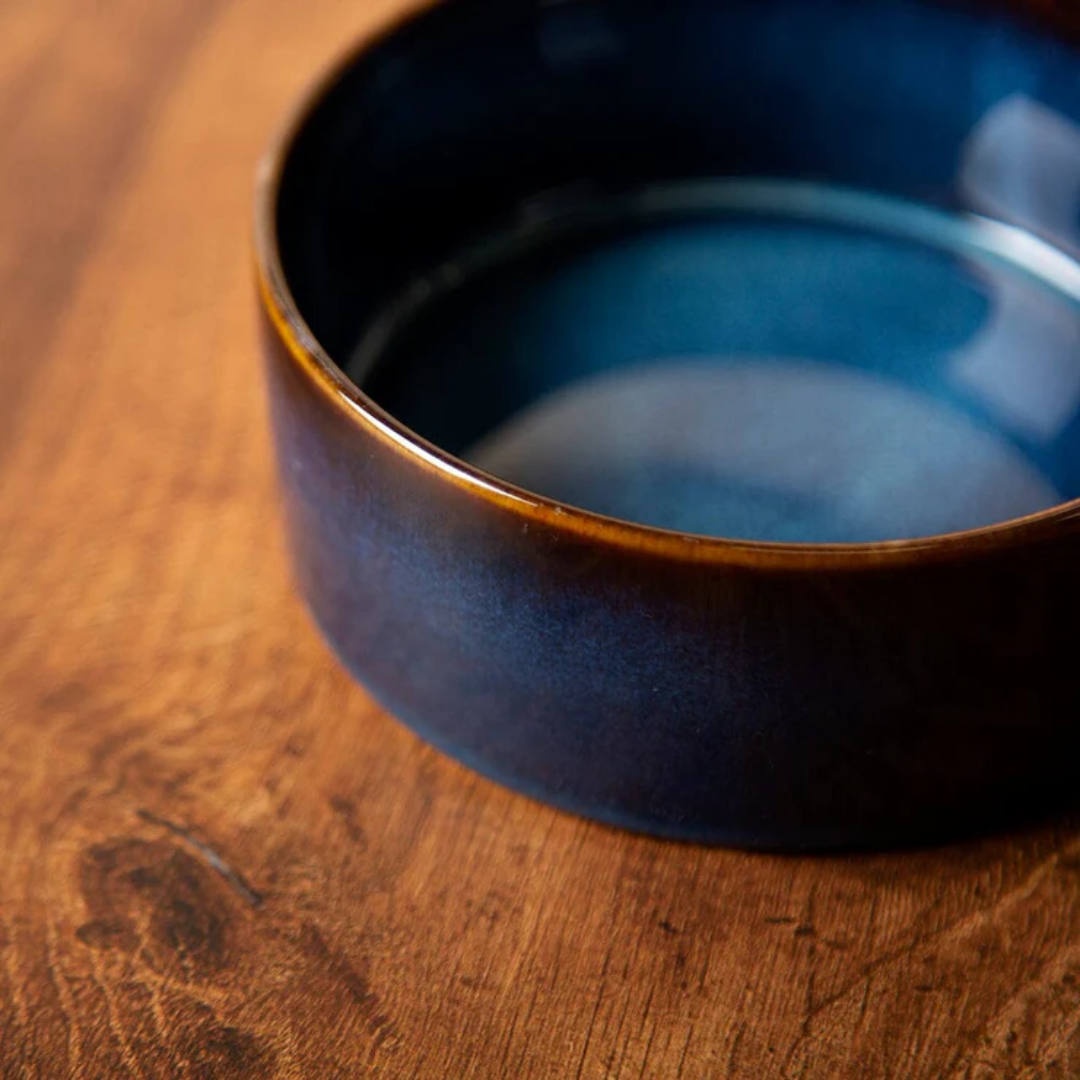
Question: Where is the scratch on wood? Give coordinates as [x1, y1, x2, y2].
[574, 940, 615, 1080]
[802, 965, 818, 1038]
[637, 1016, 659, 1079]
[137, 810, 263, 907]
[794, 924, 849, 950]
[676, 1026, 694, 1078]
[611, 975, 655, 1078]
[727, 1022, 746, 1077]
[298, 922, 395, 1043]
[857, 974, 873, 1027]
[802, 848, 1068, 1030]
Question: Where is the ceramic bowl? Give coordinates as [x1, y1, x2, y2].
[256, 0, 1080, 848]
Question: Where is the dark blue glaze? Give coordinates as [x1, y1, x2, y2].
[260, 0, 1080, 847]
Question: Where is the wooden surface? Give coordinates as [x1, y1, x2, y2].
[3, 1, 1080, 1076]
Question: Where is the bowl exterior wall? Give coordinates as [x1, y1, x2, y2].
[261, 311, 1080, 849]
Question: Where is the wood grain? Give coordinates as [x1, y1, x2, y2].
[2, 1, 1080, 1076]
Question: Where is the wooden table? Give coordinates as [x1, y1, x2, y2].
[3, 1, 1079, 1075]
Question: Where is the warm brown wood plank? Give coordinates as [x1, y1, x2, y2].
[2, 1, 1080, 1076]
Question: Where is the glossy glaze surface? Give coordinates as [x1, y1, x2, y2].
[357, 180, 1080, 543]
[259, 0, 1080, 846]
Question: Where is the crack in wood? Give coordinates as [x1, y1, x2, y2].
[137, 810, 263, 908]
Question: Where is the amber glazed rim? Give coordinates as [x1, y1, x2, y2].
[254, 0, 1080, 571]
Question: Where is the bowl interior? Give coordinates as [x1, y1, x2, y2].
[275, 0, 1080, 544]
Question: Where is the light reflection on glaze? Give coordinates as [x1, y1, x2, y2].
[356, 172, 1080, 544]
[467, 360, 1062, 543]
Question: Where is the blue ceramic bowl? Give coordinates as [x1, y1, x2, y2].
[257, 0, 1080, 848]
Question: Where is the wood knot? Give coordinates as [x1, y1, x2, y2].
[77, 838, 235, 979]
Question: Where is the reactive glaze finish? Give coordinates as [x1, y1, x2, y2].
[257, 0, 1080, 847]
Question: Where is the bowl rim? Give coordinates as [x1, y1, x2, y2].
[253, 0, 1080, 570]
